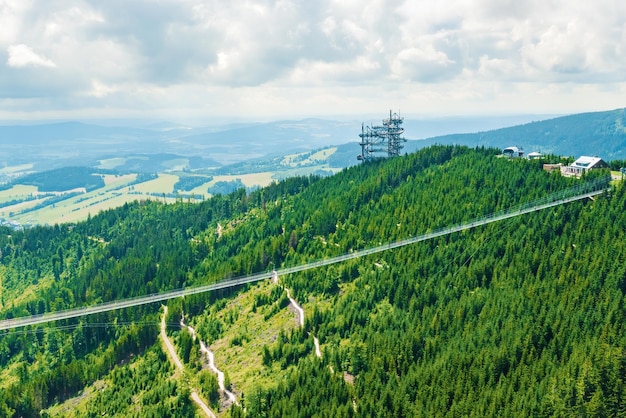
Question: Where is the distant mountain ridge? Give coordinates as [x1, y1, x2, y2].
[1, 108, 625, 175]
[0, 121, 155, 143]
[0, 119, 357, 170]
[405, 107, 626, 159]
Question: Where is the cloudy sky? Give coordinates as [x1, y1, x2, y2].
[1, 0, 625, 123]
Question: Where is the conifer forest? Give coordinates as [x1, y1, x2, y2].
[1, 145, 626, 417]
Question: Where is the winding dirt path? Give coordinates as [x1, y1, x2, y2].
[161, 306, 216, 418]
[273, 271, 322, 359]
[201, 341, 238, 405]
[313, 336, 322, 358]
[161, 306, 184, 372]
[181, 315, 238, 406]
[285, 288, 304, 327]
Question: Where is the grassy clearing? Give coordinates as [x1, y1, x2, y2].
[0, 360, 22, 390]
[611, 170, 623, 184]
[0, 184, 38, 203]
[212, 172, 276, 188]
[97, 158, 127, 170]
[274, 165, 341, 180]
[133, 173, 179, 194]
[8, 174, 139, 225]
[185, 172, 276, 198]
[6, 174, 185, 225]
[179, 177, 214, 198]
[281, 151, 307, 166]
[1, 168, 297, 226]
[1, 273, 54, 315]
[281, 148, 337, 167]
[13, 275, 54, 305]
[197, 280, 298, 397]
[308, 147, 337, 161]
[0, 163, 34, 174]
[0, 198, 49, 220]
[48, 194, 147, 224]
[34, 279, 334, 417]
[102, 173, 135, 186]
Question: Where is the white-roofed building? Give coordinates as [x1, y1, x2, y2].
[502, 146, 524, 158]
[561, 156, 608, 177]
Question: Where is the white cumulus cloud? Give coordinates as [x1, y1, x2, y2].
[7, 44, 56, 68]
[0, 0, 625, 120]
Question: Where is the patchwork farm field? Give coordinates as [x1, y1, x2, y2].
[0, 171, 281, 226]
[0, 146, 341, 227]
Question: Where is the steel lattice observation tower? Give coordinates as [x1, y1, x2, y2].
[358, 110, 407, 162]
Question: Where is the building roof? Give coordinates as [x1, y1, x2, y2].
[528, 151, 542, 157]
[571, 156, 605, 169]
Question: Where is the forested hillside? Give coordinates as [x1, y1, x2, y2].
[407, 107, 626, 159]
[1, 145, 625, 417]
[7, 167, 106, 192]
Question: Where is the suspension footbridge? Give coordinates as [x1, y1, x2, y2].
[0, 176, 611, 331]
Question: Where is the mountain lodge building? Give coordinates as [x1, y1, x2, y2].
[560, 156, 608, 177]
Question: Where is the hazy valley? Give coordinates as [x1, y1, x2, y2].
[2, 108, 626, 227]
